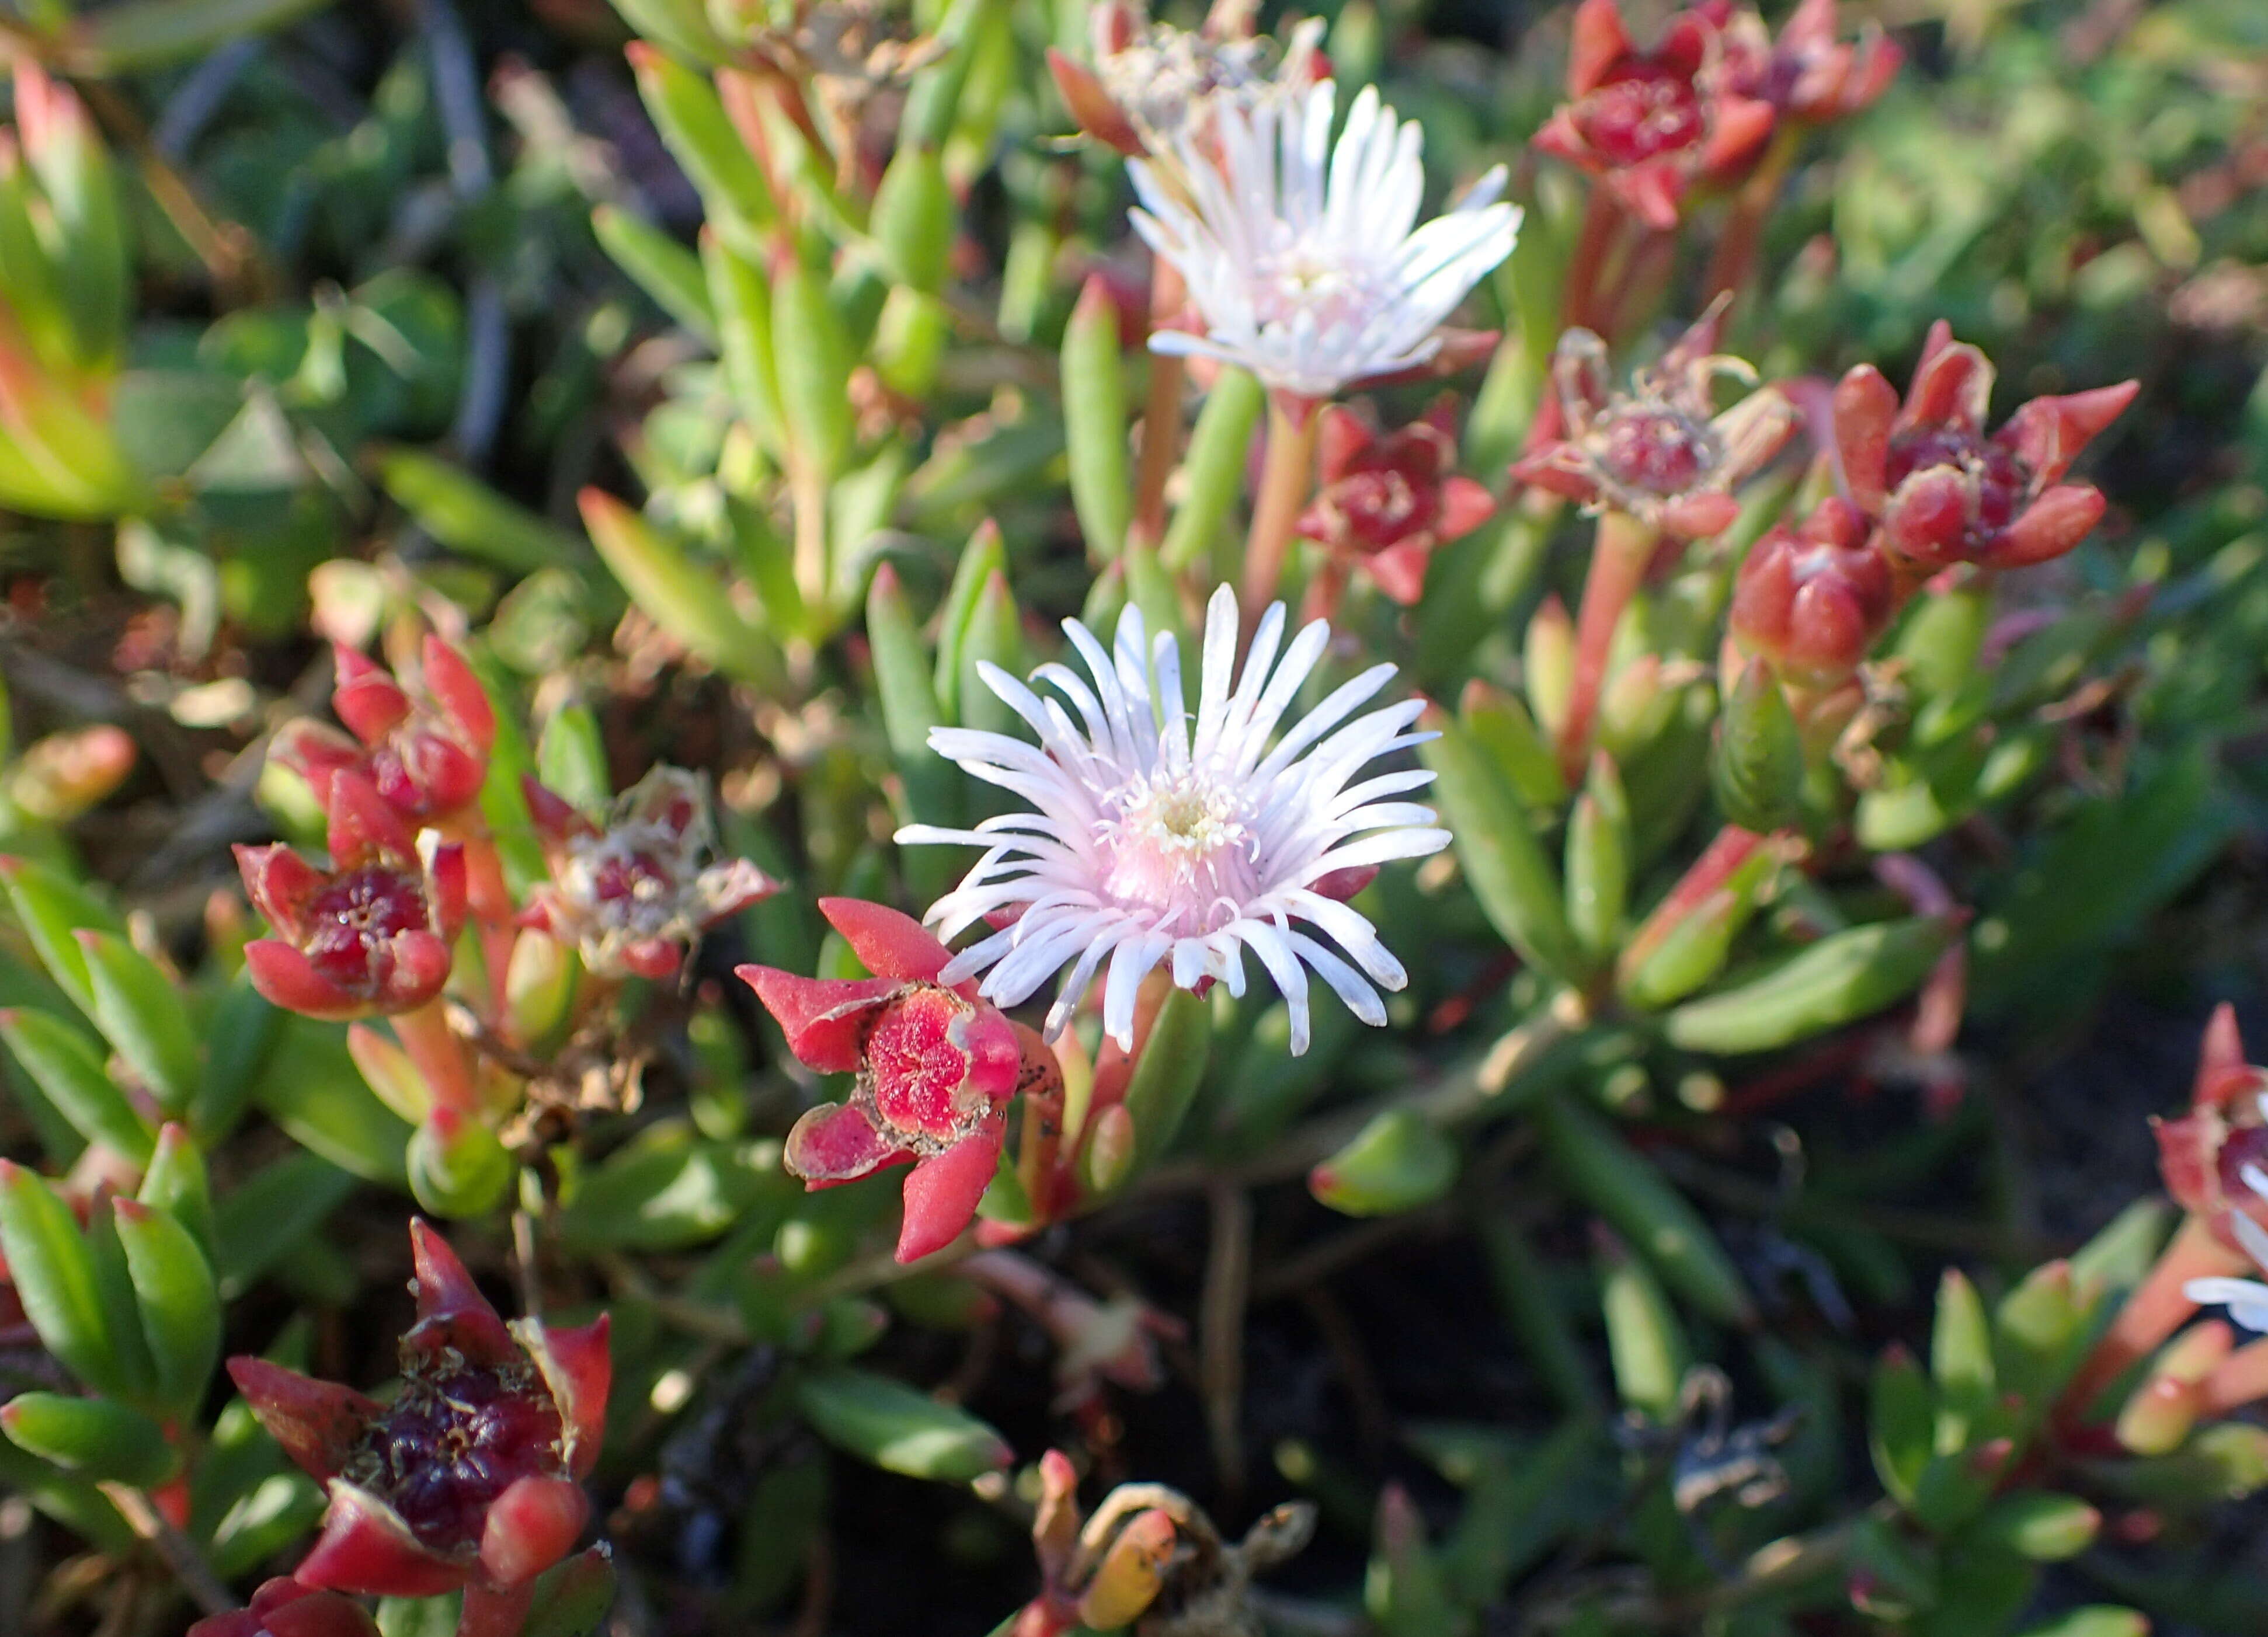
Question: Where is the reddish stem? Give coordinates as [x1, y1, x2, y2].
[2200, 1333, 2268, 1417]
[1299, 556, 1349, 626]
[2062, 1213, 2248, 1421]
[1556, 508, 1658, 779]
[1130, 262, 1187, 549]
[1561, 189, 1629, 336]
[394, 997, 480, 1118]
[1702, 129, 1800, 309]
[1240, 395, 1321, 632]
[462, 832, 517, 1018]
[1600, 227, 1678, 347]
[457, 1581, 537, 1637]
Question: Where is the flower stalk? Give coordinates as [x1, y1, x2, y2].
[1129, 262, 1187, 549]
[1240, 395, 1320, 626]
[1558, 508, 1658, 778]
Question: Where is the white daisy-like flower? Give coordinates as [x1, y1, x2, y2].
[1128, 78, 1521, 402]
[2186, 1148, 2268, 1334]
[897, 584, 1449, 1054]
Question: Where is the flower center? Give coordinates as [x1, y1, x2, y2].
[1885, 427, 2030, 549]
[1334, 469, 1432, 550]
[864, 985, 988, 1142]
[302, 866, 432, 995]
[1254, 242, 1391, 336]
[1098, 768, 1261, 933]
[347, 1356, 562, 1555]
[1577, 68, 1707, 166]
[567, 837, 681, 936]
[1597, 406, 1718, 496]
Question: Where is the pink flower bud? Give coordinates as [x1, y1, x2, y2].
[740, 898, 1052, 1263]
[277, 639, 495, 830]
[1720, 0, 1902, 126]
[225, 1222, 609, 1600]
[1728, 496, 1895, 685]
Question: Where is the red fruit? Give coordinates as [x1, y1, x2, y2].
[1831, 322, 2137, 573]
[227, 1223, 610, 1598]
[1728, 496, 1895, 685]
[743, 900, 1058, 1262]
[1532, 0, 1776, 229]
[1511, 311, 1793, 539]
[1296, 397, 1495, 606]
[1720, 0, 1902, 125]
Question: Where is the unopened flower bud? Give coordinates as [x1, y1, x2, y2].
[275, 638, 496, 830]
[1721, 0, 1901, 126]
[2116, 1319, 2234, 1455]
[1083, 1102, 1138, 1194]
[8, 723, 135, 821]
[1727, 496, 1895, 685]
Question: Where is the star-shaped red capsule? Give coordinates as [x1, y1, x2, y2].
[226, 1222, 609, 1601]
[740, 898, 1055, 1263]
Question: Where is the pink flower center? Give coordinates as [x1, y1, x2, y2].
[1250, 241, 1393, 337]
[1098, 769, 1261, 935]
[302, 867, 432, 996]
[1575, 68, 1706, 167]
[1597, 406, 1716, 496]
[348, 1357, 563, 1555]
[589, 851, 673, 907]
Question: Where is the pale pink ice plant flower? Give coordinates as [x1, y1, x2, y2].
[900, 585, 1450, 1055]
[1128, 78, 1522, 400]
